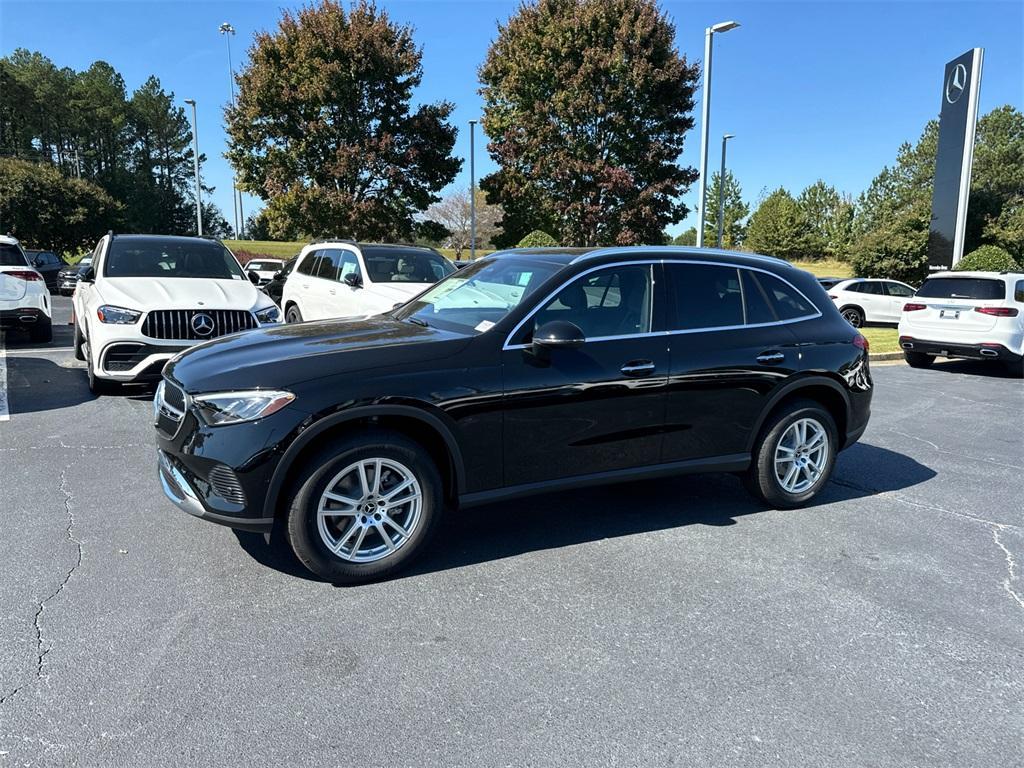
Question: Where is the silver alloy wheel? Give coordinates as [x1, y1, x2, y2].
[773, 417, 830, 494]
[842, 308, 862, 327]
[316, 458, 423, 563]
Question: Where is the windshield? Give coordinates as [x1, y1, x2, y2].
[393, 257, 563, 334]
[0, 244, 28, 267]
[247, 260, 281, 270]
[916, 277, 1005, 300]
[103, 239, 245, 279]
[361, 246, 454, 284]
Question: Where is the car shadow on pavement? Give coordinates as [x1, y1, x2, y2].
[232, 442, 935, 585]
[1, 355, 94, 414]
[927, 359, 1018, 378]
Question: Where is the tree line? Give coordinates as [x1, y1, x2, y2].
[0, 49, 231, 253]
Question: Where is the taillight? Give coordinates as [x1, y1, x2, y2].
[975, 306, 1019, 317]
[4, 270, 42, 281]
[902, 302, 927, 312]
[853, 334, 869, 351]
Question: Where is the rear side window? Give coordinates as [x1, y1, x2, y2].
[916, 277, 1005, 300]
[752, 272, 817, 320]
[0, 244, 28, 266]
[885, 282, 914, 297]
[667, 264, 744, 330]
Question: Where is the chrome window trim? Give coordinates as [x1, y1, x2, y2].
[502, 258, 822, 351]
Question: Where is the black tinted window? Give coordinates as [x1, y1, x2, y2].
[0, 244, 28, 266]
[754, 272, 816, 320]
[741, 270, 778, 324]
[297, 250, 322, 276]
[1016, 280, 1024, 303]
[315, 249, 342, 280]
[534, 264, 652, 338]
[917, 277, 1005, 300]
[668, 264, 743, 330]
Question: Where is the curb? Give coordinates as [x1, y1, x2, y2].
[868, 352, 905, 362]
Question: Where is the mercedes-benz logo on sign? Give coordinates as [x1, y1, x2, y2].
[191, 313, 215, 336]
[945, 63, 967, 104]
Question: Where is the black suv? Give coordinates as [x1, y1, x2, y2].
[155, 247, 872, 583]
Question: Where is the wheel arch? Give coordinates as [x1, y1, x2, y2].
[263, 404, 466, 520]
[747, 376, 851, 453]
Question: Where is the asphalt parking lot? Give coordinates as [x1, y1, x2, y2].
[1, 296, 1021, 767]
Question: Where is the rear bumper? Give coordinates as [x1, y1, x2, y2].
[899, 337, 1022, 362]
[0, 307, 50, 328]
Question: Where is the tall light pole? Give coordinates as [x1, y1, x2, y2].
[717, 133, 734, 248]
[696, 19, 740, 248]
[469, 119, 477, 259]
[184, 99, 203, 236]
[219, 21, 244, 239]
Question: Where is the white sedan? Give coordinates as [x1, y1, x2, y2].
[0, 234, 52, 343]
[826, 278, 916, 327]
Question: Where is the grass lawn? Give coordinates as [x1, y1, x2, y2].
[860, 327, 900, 354]
[224, 239, 305, 258]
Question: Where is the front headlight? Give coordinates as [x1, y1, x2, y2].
[192, 390, 295, 426]
[97, 305, 142, 324]
[255, 305, 281, 324]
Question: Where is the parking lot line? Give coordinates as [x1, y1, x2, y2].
[0, 338, 8, 422]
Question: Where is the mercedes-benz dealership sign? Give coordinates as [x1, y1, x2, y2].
[928, 48, 984, 272]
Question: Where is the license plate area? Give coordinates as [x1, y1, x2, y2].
[939, 309, 960, 319]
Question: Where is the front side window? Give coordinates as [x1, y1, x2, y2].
[361, 246, 454, 284]
[531, 264, 653, 339]
[335, 250, 360, 281]
[103, 239, 245, 279]
[394, 256, 562, 335]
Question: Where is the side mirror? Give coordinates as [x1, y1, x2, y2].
[79, 267, 95, 284]
[532, 320, 585, 358]
[247, 271, 261, 285]
[343, 272, 362, 288]
[272, 271, 283, 280]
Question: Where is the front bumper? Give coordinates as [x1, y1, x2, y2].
[899, 337, 1023, 362]
[158, 450, 275, 533]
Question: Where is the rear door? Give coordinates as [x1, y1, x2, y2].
[882, 281, 915, 321]
[661, 263, 808, 461]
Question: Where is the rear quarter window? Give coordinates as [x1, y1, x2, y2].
[916, 278, 1005, 300]
[752, 272, 817, 320]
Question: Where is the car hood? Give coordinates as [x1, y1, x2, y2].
[165, 315, 472, 393]
[98, 277, 267, 311]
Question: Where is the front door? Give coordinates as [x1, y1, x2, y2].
[501, 262, 669, 487]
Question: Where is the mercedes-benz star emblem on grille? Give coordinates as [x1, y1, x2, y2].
[191, 313, 215, 336]
[945, 63, 967, 105]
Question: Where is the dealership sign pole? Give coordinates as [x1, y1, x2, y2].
[927, 48, 983, 272]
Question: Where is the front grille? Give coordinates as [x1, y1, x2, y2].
[155, 380, 187, 438]
[163, 380, 186, 412]
[206, 464, 247, 505]
[142, 309, 256, 340]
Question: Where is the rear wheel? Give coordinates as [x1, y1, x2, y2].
[904, 350, 933, 368]
[285, 429, 443, 584]
[745, 400, 837, 509]
[73, 323, 85, 361]
[285, 304, 303, 324]
[840, 306, 864, 328]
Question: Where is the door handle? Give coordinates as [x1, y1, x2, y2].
[756, 351, 785, 365]
[620, 360, 656, 377]
[329, 288, 337, 295]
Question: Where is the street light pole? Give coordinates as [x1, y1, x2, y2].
[717, 133, 734, 248]
[469, 119, 477, 260]
[220, 22, 244, 239]
[696, 20, 740, 248]
[184, 99, 203, 237]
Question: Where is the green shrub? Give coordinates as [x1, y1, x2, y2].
[517, 229, 558, 248]
[955, 245, 1021, 272]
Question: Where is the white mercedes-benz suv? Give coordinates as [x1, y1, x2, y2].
[281, 242, 454, 323]
[898, 270, 1024, 377]
[0, 234, 52, 343]
[74, 234, 282, 394]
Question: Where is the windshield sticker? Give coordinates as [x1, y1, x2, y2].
[475, 320, 495, 332]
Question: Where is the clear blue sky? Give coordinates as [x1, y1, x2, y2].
[2, 0, 1021, 238]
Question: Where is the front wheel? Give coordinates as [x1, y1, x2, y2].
[86, 340, 120, 396]
[904, 350, 933, 369]
[285, 429, 443, 584]
[285, 304, 303, 324]
[745, 400, 837, 509]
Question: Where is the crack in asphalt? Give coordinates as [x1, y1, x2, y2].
[883, 428, 1024, 471]
[0, 467, 83, 706]
[831, 476, 1023, 610]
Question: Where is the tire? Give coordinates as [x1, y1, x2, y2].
[285, 304, 303, 324]
[840, 306, 864, 328]
[1004, 358, 1024, 378]
[904, 350, 933, 369]
[73, 323, 85, 361]
[86, 338, 120, 396]
[29, 318, 52, 343]
[285, 429, 444, 584]
[744, 399, 838, 509]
